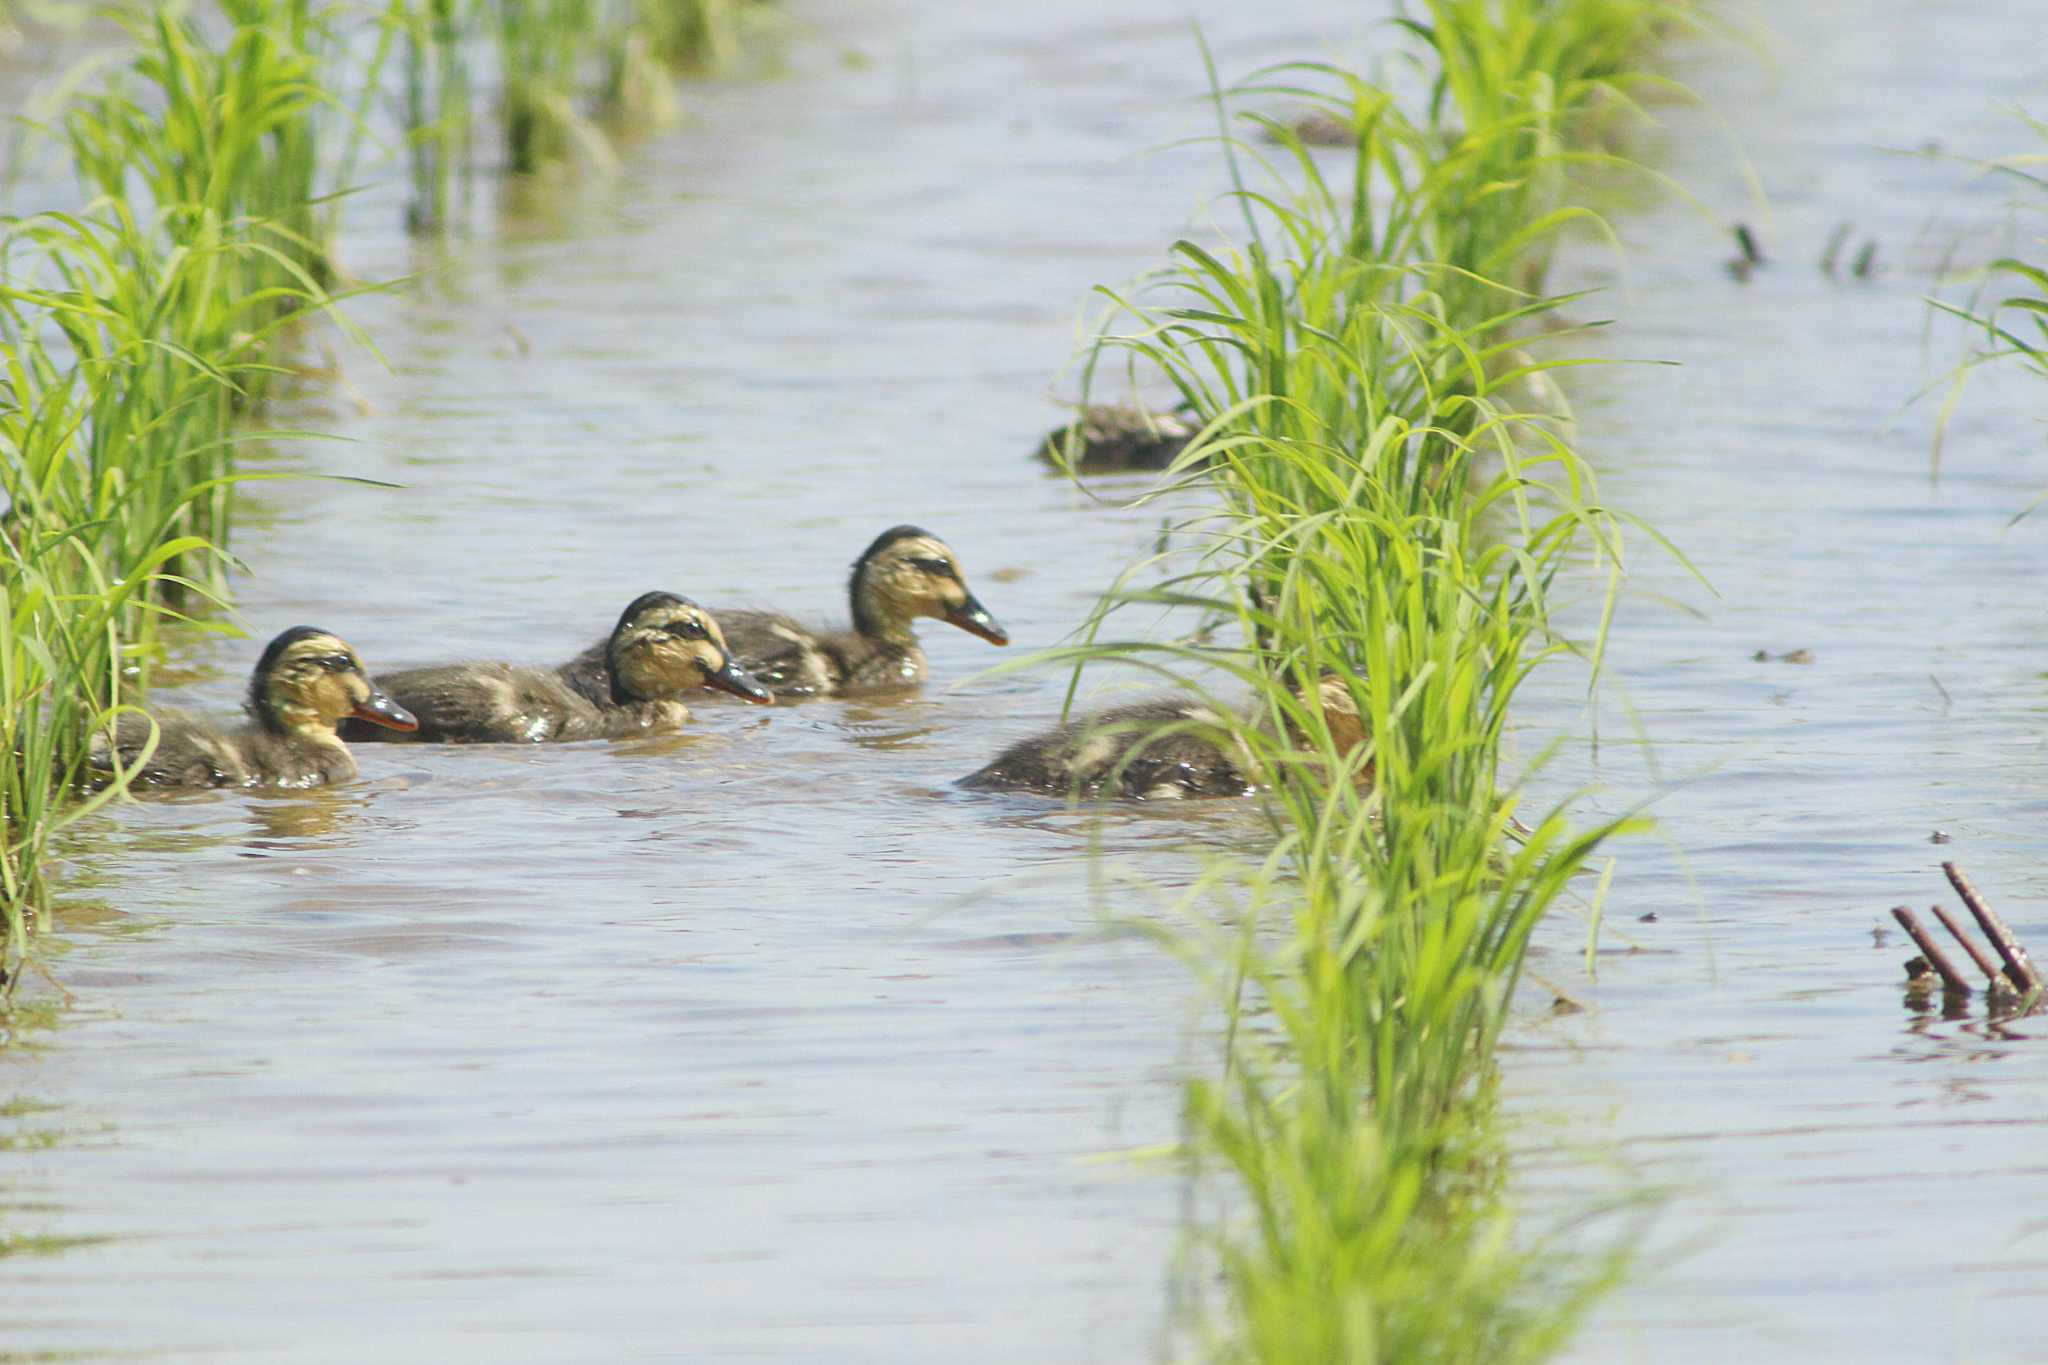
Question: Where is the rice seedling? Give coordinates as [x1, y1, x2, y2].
[1930, 112, 2048, 490]
[1048, 4, 1697, 1358]
[1, 0, 356, 972]
[392, 0, 774, 225]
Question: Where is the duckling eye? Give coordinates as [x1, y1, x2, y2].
[911, 556, 954, 578]
[321, 654, 355, 672]
[666, 620, 707, 641]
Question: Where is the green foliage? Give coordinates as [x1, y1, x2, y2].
[0, 1, 347, 972]
[1051, 3, 1693, 1359]
[1931, 111, 2048, 493]
[390, 0, 773, 226]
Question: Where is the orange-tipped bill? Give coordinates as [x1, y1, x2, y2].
[353, 690, 418, 732]
[708, 657, 774, 705]
[945, 594, 1009, 646]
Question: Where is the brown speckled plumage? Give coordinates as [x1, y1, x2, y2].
[351, 592, 770, 744]
[960, 680, 1371, 801]
[92, 626, 414, 789]
[693, 527, 1009, 700]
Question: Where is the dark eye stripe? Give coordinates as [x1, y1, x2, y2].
[912, 556, 955, 578]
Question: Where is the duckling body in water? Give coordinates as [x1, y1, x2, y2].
[1037, 404, 1197, 474]
[706, 526, 1008, 698]
[959, 679, 1369, 801]
[350, 592, 771, 744]
[94, 627, 417, 789]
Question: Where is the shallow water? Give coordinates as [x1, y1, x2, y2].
[1, 2, 1354, 1360]
[1513, 3, 2048, 1360]
[5, 0, 2048, 1359]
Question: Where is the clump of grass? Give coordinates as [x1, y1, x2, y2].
[1051, 4, 1697, 1359]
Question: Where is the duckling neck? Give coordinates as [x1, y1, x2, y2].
[559, 642, 625, 707]
[268, 707, 349, 759]
[849, 581, 919, 651]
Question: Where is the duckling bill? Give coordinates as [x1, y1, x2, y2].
[698, 525, 1008, 698]
[93, 626, 416, 789]
[960, 679, 1369, 801]
[349, 592, 770, 744]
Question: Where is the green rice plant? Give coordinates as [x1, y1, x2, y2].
[1049, 6, 1695, 1359]
[62, 1, 336, 296]
[1930, 112, 2048, 490]
[0, 1, 357, 966]
[491, 0, 610, 174]
[0, 215, 244, 960]
[628, 0, 751, 71]
[387, 0, 479, 230]
[388, 0, 773, 221]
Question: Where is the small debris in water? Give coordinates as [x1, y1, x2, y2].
[987, 566, 1030, 584]
[1851, 239, 1879, 279]
[1930, 830, 1952, 844]
[1550, 994, 1585, 1016]
[1752, 648, 1814, 664]
[1638, 912, 1658, 923]
[1726, 223, 1764, 280]
[1820, 220, 1855, 276]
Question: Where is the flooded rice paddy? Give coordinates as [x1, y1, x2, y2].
[4, 0, 2048, 1359]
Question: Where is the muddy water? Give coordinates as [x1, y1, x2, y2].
[1514, 3, 2048, 1361]
[6, 0, 2048, 1360]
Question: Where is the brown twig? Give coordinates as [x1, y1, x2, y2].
[1942, 862, 2043, 992]
[1930, 905, 2006, 987]
[1892, 907, 1972, 996]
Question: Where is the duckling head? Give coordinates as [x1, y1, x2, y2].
[1289, 672, 1372, 786]
[848, 525, 1010, 647]
[250, 626, 417, 738]
[609, 592, 773, 705]
[1314, 674, 1368, 757]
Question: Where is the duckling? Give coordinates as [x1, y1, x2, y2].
[1037, 403, 1198, 474]
[93, 626, 417, 789]
[347, 592, 771, 744]
[707, 526, 1009, 698]
[959, 677, 1369, 801]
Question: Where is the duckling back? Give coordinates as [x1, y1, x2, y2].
[707, 611, 850, 697]
[91, 709, 358, 789]
[959, 698, 1252, 800]
[362, 661, 617, 744]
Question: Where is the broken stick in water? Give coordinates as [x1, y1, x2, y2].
[1942, 861, 2043, 993]
[1930, 905, 2007, 988]
[1892, 906, 1973, 997]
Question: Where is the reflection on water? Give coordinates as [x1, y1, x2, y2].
[3, 0, 2048, 1359]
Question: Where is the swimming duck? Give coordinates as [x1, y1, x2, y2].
[707, 526, 1009, 698]
[93, 626, 417, 789]
[958, 677, 1369, 801]
[350, 592, 771, 744]
[1037, 403, 1198, 474]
